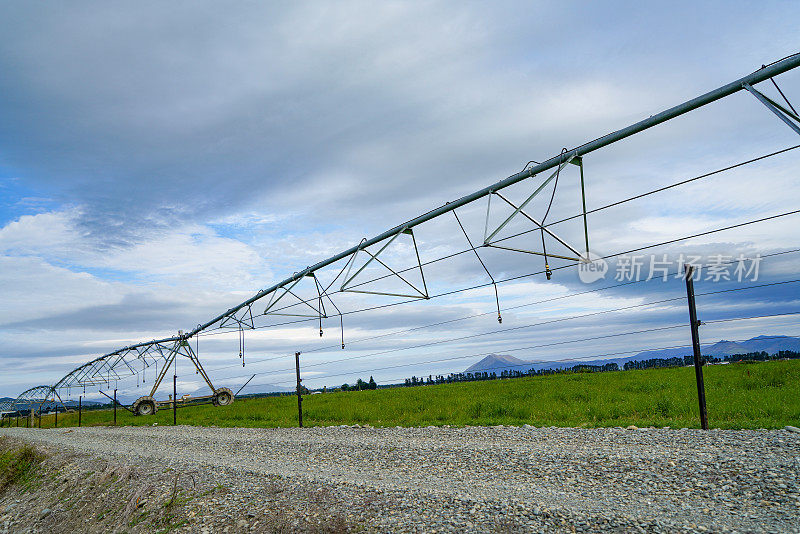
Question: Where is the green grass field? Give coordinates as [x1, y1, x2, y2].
[10, 359, 800, 430]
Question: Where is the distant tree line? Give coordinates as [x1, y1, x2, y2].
[725, 349, 799, 363]
[339, 376, 377, 391]
[624, 357, 686, 370]
[623, 350, 800, 370]
[402, 362, 621, 387]
[399, 351, 800, 388]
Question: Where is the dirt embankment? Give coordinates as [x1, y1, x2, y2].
[0, 435, 356, 533]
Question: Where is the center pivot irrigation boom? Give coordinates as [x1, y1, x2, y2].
[10, 53, 800, 415]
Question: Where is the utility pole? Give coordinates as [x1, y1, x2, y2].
[173, 374, 177, 426]
[295, 352, 303, 428]
[684, 265, 709, 430]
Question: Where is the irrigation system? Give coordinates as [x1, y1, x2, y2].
[2, 53, 799, 419]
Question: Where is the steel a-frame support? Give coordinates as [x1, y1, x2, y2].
[263, 273, 328, 318]
[220, 303, 257, 329]
[483, 155, 589, 262]
[743, 82, 800, 136]
[340, 227, 429, 299]
[484, 155, 575, 244]
[147, 338, 217, 398]
[260, 272, 343, 338]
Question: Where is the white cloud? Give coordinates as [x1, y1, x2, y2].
[1, 2, 800, 397]
[0, 255, 120, 324]
[0, 211, 81, 256]
[0, 209, 269, 289]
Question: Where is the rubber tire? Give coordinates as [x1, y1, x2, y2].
[212, 387, 234, 407]
[132, 396, 157, 416]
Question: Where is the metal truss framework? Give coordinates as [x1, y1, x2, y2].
[7, 53, 800, 408]
[49, 337, 219, 401]
[483, 155, 587, 260]
[341, 229, 429, 299]
[0, 385, 65, 418]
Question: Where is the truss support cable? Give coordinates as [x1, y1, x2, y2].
[314, 275, 325, 336]
[453, 210, 502, 323]
[196, 243, 800, 365]
[540, 148, 569, 279]
[320, 278, 346, 349]
[239, 325, 246, 368]
[769, 76, 798, 115]
[579, 156, 589, 259]
[199, 250, 800, 375]
[505, 143, 800, 239]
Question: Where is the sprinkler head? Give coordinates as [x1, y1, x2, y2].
[497, 314, 503, 324]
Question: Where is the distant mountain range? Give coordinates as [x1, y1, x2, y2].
[62, 399, 102, 407]
[1, 396, 102, 410]
[229, 383, 293, 396]
[464, 335, 800, 374]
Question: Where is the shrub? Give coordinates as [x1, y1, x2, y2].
[0, 439, 45, 494]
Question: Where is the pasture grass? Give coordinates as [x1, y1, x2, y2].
[17, 359, 800, 430]
[0, 438, 45, 494]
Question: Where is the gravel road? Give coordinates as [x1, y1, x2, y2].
[1, 424, 799, 532]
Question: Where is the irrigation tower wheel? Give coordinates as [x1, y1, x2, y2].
[212, 388, 234, 407]
[132, 396, 157, 416]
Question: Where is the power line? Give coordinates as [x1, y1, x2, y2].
[196, 254, 799, 375]
[537, 143, 800, 231]
[263, 331, 800, 388]
[242, 324, 686, 384]
[178, 143, 800, 329]
[207, 277, 800, 385]
[217, 321, 691, 384]
[704, 310, 800, 325]
[211, 206, 800, 345]
[264, 143, 800, 298]
[46, 148, 800, 391]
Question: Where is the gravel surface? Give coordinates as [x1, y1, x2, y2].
[1, 425, 799, 532]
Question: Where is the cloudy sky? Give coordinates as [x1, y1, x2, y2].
[1, 1, 799, 402]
